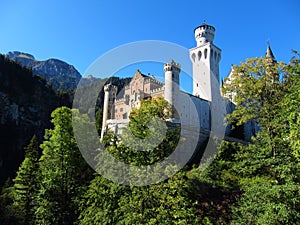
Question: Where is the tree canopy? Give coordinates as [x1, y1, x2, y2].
[1, 52, 299, 225]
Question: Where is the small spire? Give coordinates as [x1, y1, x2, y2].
[266, 41, 275, 60]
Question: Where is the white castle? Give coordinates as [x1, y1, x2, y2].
[100, 22, 270, 145]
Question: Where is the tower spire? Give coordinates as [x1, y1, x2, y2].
[266, 42, 275, 60]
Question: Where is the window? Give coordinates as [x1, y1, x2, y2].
[192, 53, 196, 62]
[120, 108, 123, 112]
[198, 51, 202, 60]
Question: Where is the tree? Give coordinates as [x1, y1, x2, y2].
[280, 51, 300, 159]
[95, 108, 103, 136]
[0, 178, 19, 224]
[12, 135, 40, 225]
[77, 175, 129, 225]
[222, 56, 297, 177]
[107, 97, 180, 166]
[223, 57, 285, 154]
[79, 96, 222, 224]
[223, 55, 300, 224]
[231, 176, 300, 225]
[35, 107, 92, 225]
[78, 169, 208, 225]
[0, 136, 40, 225]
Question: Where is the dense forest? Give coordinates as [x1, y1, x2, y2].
[0, 53, 299, 224]
[0, 55, 131, 187]
[0, 55, 71, 185]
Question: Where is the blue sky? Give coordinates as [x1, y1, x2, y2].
[0, 0, 299, 90]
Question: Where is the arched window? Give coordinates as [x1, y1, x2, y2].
[198, 51, 202, 60]
[135, 92, 137, 101]
[204, 49, 208, 59]
[191, 53, 196, 62]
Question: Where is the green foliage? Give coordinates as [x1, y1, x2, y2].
[223, 54, 300, 224]
[78, 170, 206, 225]
[0, 136, 40, 225]
[128, 97, 172, 139]
[199, 141, 242, 190]
[35, 107, 92, 225]
[12, 135, 40, 225]
[77, 175, 129, 225]
[95, 108, 103, 136]
[231, 177, 300, 225]
[223, 57, 284, 128]
[0, 54, 70, 186]
[1, 52, 300, 225]
[105, 97, 180, 166]
[0, 179, 19, 224]
[280, 51, 300, 159]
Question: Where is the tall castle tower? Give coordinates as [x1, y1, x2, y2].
[164, 60, 181, 119]
[100, 83, 117, 140]
[190, 22, 221, 101]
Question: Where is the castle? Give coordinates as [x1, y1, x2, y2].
[100, 22, 269, 144]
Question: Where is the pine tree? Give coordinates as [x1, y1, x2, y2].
[0, 178, 19, 224]
[12, 135, 40, 225]
[35, 107, 91, 225]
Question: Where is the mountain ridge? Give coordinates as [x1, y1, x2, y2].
[6, 51, 82, 92]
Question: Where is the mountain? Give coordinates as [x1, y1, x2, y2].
[6, 51, 82, 92]
[0, 54, 68, 185]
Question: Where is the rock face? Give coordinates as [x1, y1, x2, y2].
[6, 51, 82, 91]
[0, 54, 62, 185]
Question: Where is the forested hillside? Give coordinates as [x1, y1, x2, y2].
[0, 53, 299, 224]
[0, 55, 69, 185]
[0, 54, 131, 187]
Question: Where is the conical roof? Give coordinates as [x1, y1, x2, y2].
[266, 43, 275, 60]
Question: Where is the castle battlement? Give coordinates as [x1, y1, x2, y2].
[164, 60, 181, 72]
[115, 98, 125, 104]
[150, 86, 165, 94]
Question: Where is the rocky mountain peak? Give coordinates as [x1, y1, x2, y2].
[6, 51, 82, 92]
[6, 51, 35, 60]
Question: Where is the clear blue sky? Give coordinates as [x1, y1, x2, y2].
[0, 0, 299, 85]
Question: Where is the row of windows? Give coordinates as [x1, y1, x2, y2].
[191, 49, 220, 62]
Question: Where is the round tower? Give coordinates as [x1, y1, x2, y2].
[194, 22, 215, 46]
[190, 22, 221, 101]
[164, 60, 180, 118]
[100, 83, 117, 140]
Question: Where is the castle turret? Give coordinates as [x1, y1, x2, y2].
[164, 60, 180, 118]
[100, 83, 117, 140]
[190, 22, 221, 101]
[266, 42, 276, 63]
[194, 22, 215, 46]
[266, 43, 275, 59]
